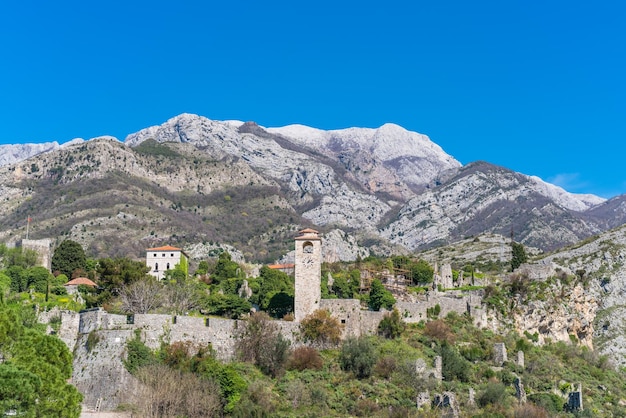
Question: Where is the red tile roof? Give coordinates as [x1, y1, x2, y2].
[64, 277, 97, 287]
[268, 263, 295, 269]
[147, 245, 182, 251]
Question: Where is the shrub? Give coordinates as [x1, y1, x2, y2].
[378, 308, 406, 339]
[527, 393, 564, 414]
[478, 382, 508, 407]
[424, 319, 455, 344]
[86, 331, 100, 353]
[300, 309, 343, 348]
[441, 342, 470, 382]
[339, 337, 377, 379]
[134, 363, 222, 418]
[235, 312, 290, 377]
[513, 403, 550, 418]
[287, 346, 323, 371]
[123, 330, 156, 374]
[374, 355, 397, 379]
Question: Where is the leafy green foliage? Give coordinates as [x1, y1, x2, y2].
[123, 330, 157, 374]
[51, 239, 86, 278]
[252, 266, 294, 315]
[0, 303, 82, 417]
[368, 279, 395, 311]
[339, 336, 377, 379]
[0, 363, 41, 416]
[300, 309, 343, 348]
[235, 312, 291, 377]
[201, 292, 251, 319]
[211, 251, 243, 284]
[511, 241, 528, 271]
[478, 381, 508, 407]
[440, 341, 471, 382]
[0, 244, 38, 270]
[377, 308, 406, 339]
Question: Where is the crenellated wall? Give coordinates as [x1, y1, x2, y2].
[45, 288, 483, 412]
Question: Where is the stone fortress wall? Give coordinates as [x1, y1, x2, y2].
[47, 287, 479, 411]
[38, 228, 482, 412]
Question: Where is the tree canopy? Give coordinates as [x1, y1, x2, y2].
[51, 240, 86, 278]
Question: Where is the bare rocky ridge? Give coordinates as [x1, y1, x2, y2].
[0, 112, 624, 262]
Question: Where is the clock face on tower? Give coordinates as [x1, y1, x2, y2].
[302, 256, 314, 268]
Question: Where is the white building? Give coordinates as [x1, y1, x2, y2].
[145, 245, 188, 280]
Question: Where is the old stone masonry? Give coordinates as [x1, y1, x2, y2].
[43, 228, 481, 411]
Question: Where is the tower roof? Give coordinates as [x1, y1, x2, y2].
[295, 228, 321, 241]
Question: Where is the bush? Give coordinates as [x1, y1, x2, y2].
[368, 279, 395, 311]
[373, 355, 397, 379]
[514, 403, 550, 418]
[478, 382, 508, 407]
[235, 312, 290, 377]
[378, 308, 406, 339]
[424, 319, 455, 344]
[300, 309, 343, 348]
[287, 346, 323, 371]
[339, 337, 377, 379]
[123, 330, 156, 374]
[527, 393, 564, 414]
[441, 342, 470, 382]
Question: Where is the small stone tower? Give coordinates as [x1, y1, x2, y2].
[294, 228, 322, 322]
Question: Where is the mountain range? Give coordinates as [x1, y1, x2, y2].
[6, 113, 626, 367]
[0, 113, 624, 264]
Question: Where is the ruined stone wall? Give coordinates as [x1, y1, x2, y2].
[397, 291, 478, 323]
[53, 287, 486, 412]
[320, 299, 384, 338]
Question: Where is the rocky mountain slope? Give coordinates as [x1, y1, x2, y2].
[0, 113, 622, 264]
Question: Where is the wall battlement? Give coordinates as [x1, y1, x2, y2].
[45, 287, 481, 412]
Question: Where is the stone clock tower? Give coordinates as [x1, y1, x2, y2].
[294, 228, 322, 322]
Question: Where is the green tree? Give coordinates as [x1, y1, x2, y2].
[7, 323, 82, 417]
[266, 291, 294, 318]
[378, 308, 406, 339]
[212, 252, 241, 284]
[0, 272, 10, 302]
[195, 260, 210, 276]
[235, 312, 290, 377]
[163, 262, 188, 282]
[0, 244, 39, 269]
[368, 279, 395, 311]
[440, 341, 470, 382]
[0, 363, 41, 416]
[51, 240, 86, 278]
[26, 266, 53, 294]
[339, 336, 377, 379]
[511, 241, 528, 271]
[6, 265, 27, 293]
[411, 260, 434, 285]
[97, 257, 150, 291]
[300, 309, 343, 348]
[253, 266, 294, 312]
[201, 293, 251, 319]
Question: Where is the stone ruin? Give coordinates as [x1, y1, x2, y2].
[566, 384, 584, 412]
[493, 342, 508, 366]
[432, 392, 460, 418]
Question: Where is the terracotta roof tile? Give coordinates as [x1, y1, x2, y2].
[64, 277, 97, 287]
[147, 245, 182, 251]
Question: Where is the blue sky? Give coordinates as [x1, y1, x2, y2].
[1, 1, 625, 198]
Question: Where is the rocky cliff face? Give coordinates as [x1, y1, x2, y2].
[0, 113, 623, 263]
[534, 224, 626, 368]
